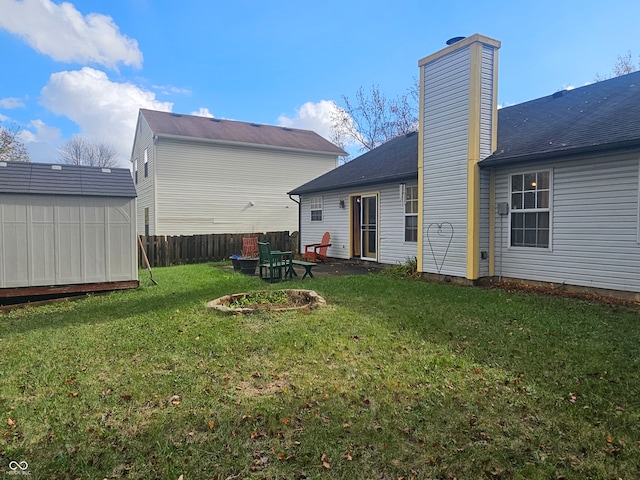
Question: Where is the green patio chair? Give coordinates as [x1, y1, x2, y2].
[258, 242, 292, 282]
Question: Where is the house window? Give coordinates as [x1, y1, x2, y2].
[144, 149, 148, 177]
[144, 207, 149, 236]
[134, 157, 138, 184]
[310, 197, 323, 222]
[510, 171, 550, 248]
[404, 185, 418, 242]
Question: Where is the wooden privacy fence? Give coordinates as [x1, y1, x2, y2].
[138, 231, 293, 268]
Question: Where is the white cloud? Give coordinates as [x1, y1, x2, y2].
[40, 67, 173, 167]
[153, 84, 192, 96]
[18, 119, 63, 163]
[19, 119, 61, 144]
[0, 97, 25, 109]
[277, 100, 340, 141]
[0, 0, 142, 69]
[191, 107, 214, 118]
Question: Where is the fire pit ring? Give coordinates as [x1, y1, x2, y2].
[207, 289, 326, 314]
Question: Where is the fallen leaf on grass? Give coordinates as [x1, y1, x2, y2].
[208, 420, 215, 430]
[7, 418, 16, 429]
[321, 453, 331, 468]
[342, 451, 352, 461]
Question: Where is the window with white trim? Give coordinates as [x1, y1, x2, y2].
[404, 185, 418, 242]
[310, 196, 323, 222]
[510, 171, 550, 248]
[134, 157, 138, 183]
[144, 148, 148, 177]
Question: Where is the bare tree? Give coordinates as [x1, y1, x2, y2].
[594, 50, 639, 81]
[0, 124, 30, 162]
[331, 80, 419, 156]
[58, 137, 119, 167]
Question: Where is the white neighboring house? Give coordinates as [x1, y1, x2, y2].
[130, 109, 346, 236]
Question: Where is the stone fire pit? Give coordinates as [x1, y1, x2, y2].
[207, 289, 326, 314]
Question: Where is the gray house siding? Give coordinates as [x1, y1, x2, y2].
[299, 182, 418, 264]
[479, 45, 497, 160]
[299, 189, 349, 260]
[421, 45, 471, 277]
[378, 182, 419, 265]
[479, 169, 491, 277]
[492, 150, 640, 292]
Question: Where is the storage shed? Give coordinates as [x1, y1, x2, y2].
[0, 162, 138, 302]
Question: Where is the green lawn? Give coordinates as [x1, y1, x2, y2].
[1, 263, 639, 479]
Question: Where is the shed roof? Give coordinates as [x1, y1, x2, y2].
[288, 131, 418, 195]
[140, 109, 347, 156]
[290, 70, 640, 194]
[0, 162, 137, 198]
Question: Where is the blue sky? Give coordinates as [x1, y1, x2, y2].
[0, 0, 638, 167]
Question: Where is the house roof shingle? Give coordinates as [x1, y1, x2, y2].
[288, 131, 418, 195]
[140, 109, 347, 156]
[482, 70, 640, 166]
[290, 71, 640, 194]
[0, 162, 137, 198]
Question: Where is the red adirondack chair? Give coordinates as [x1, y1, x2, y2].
[242, 237, 259, 258]
[303, 232, 331, 262]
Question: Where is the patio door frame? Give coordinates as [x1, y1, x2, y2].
[350, 192, 379, 261]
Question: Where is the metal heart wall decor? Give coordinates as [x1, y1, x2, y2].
[426, 222, 454, 274]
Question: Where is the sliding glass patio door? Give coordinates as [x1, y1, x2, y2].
[360, 194, 377, 260]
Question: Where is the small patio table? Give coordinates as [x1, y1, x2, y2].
[271, 249, 294, 280]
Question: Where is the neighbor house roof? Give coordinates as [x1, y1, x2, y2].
[0, 162, 137, 197]
[140, 109, 347, 156]
[290, 71, 640, 194]
[288, 131, 418, 195]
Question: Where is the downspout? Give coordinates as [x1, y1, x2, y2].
[289, 194, 301, 255]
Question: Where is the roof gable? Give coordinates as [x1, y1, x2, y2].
[0, 162, 137, 198]
[139, 109, 347, 156]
